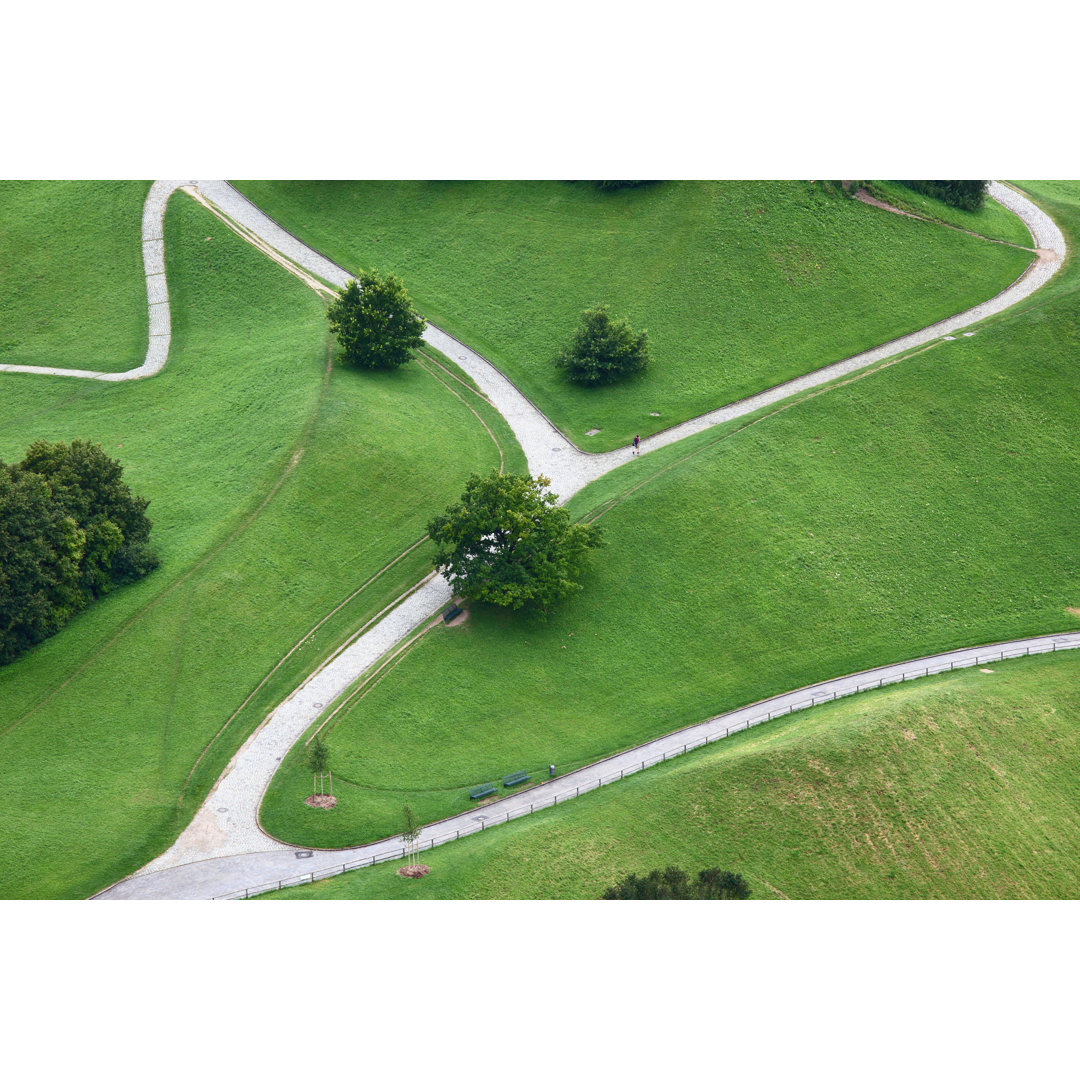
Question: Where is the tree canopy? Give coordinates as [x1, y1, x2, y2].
[427, 470, 602, 613]
[555, 305, 650, 386]
[326, 270, 426, 370]
[0, 440, 158, 665]
[602, 866, 751, 900]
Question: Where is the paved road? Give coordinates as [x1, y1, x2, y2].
[96, 630, 1080, 899]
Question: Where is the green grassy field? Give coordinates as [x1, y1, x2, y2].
[233, 180, 1031, 450]
[0, 190, 522, 899]
[264, 648, 1080, 900]
[0, 182, 151, 373]
[868, 181, 1034, 247]
[260, 182, 1080, 850]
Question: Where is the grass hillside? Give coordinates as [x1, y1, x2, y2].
[260, 182, 1079, 850]
[868, 181, 1034, 247]
[0, 191, 522, 899]
[233, 180, 1032, 449]
[0, 182, 151, 373]
[264, 648, 1080, 900]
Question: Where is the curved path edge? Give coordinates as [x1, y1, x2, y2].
[193, 180, 1065, 500]
[0, 181, 194, 381]
[95, 629, 1080, 899]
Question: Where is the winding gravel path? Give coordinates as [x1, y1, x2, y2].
[4, 179, 1067, 899]
[192, 180, 1064, 500]
[0, 180, 193, 381]
[97, 630, 1080, 899]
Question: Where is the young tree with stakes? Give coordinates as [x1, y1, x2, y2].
[402, 803, 422, 869]
[307, 736, 331, 799]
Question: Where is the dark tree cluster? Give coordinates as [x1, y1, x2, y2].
[0, 440, 159, 665]
[602, 866, 751, 900]
[897, 180, 987, 211]
[592, 181, 659, 192]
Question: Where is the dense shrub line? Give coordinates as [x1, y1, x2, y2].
[0, 440, 158, 665]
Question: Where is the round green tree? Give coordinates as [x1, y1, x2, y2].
[326, 270, 426, 370]
[427, 470, 602, 613]
[555, 305, 649, 386]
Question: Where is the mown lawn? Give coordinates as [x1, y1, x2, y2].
[0, 181, 151, 373]
[233, 180, 1032, 450]
[264, 648, 1080, 900]
[0, 191, 522, 900]
[260, 182, 1080, 850]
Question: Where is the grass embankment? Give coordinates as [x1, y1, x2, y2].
[233, 180, 1031, 450]
[0, 191, 522, 900]
[0, 182, 151, 373]
[265, 649, 1080, 900]
[867, 181, 1035, 247]
[260, 183, 1079, 851]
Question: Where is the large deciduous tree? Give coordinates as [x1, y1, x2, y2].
[555, 305, 649, 386]
[427, 470, 602, 614]
[326, 270, 426, 371]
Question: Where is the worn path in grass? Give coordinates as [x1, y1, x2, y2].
[85, 180, 1069, 898]
[97, 630, 1080, 898]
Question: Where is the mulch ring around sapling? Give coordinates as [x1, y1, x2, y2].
[305, 794, 337, 809]
[397, 864, 431, 879]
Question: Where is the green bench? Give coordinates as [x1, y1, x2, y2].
[503, 770, 530, 788]
[469, 783, 496, 800]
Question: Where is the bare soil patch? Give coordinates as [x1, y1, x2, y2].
[397, 864, 431, 878]
[853, 189, 922, 220]
[305, 794, 337, 809]
[1065, 607, 1080, 618]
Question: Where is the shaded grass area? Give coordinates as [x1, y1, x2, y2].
[0, 192, 520, 899]
[260, 184, 1080, 850]
[0, 182, 151, 372]
[869, 181, 1035, 248]
[264, 649, 1080, 899]
[233, 180, 1031, 450]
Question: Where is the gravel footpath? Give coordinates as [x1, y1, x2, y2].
[193, 180, 1064, 501]
[96, 630, 1080, 899]
[8, 178, 1067, 900]
[0, 180, 193, 381]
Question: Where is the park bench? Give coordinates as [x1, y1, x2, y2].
[443, 604, 463, 623]
[503, 770, 530, 788]
[469, 783, 496, 800]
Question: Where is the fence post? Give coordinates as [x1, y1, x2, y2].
[311, 872, 314, 883]
[245, 888, 249, 899]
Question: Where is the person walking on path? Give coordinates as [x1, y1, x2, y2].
[632, 434, 641, 456]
